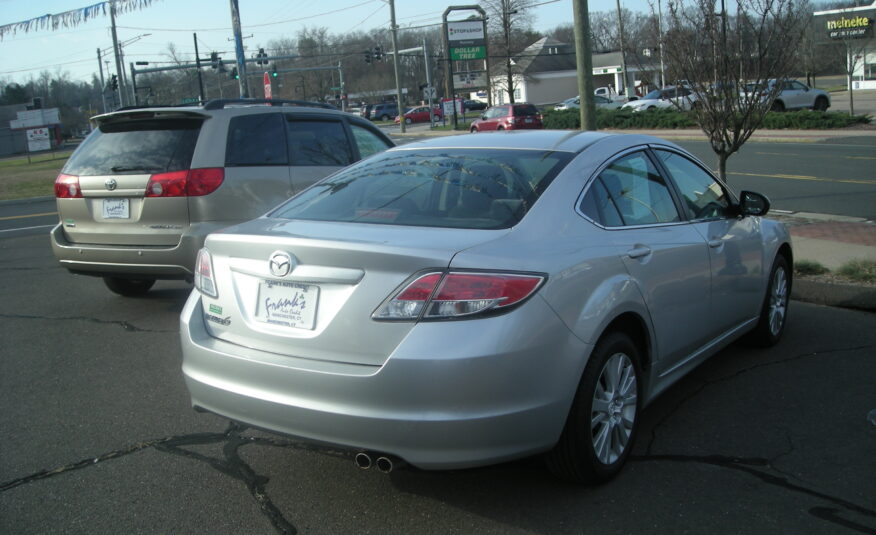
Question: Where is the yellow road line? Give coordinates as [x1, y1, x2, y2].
[0, 211, 58, 221]
[729, 171, 873, 185]
[755, 151, 875, 161]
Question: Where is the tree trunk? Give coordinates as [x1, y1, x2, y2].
[717, 152, 728, 183]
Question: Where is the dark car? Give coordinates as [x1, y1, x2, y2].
[464, 99, 488, 111]
[362, 102, 400, 121]
[470, 103, 544, 132]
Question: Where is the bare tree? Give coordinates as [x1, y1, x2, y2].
[661, 0, 810, 182]
[481, 0, 534, 104]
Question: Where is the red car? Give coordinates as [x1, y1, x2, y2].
[469, 103, 543, 132]
[395, 106, 443, 124]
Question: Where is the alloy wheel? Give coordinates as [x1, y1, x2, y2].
[769, 266, 788, 337]
[591, 352, 638, 465]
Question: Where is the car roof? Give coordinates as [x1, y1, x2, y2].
[390, 130, 619, 153]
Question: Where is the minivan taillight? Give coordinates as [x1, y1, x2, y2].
[145, 168, 224, 197]
[54, 173, 83, 198]
[374, 271, 545, 321]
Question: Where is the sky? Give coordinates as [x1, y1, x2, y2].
[0, 0, 656, 86]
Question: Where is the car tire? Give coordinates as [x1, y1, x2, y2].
[470, 126, 477, 133]
[771, 100, 785, 112]
[813, 97, 828, 112]
[497, 126, 505, 131]
[746, 255, 791, 347]
[647, 106, 656, 110]
[405, 117, 412, 125]
[380, 114, 390, 121]
[546, 331, 642, 484]
[103, 277, 156, 297]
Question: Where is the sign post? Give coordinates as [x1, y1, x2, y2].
[443, 6, 488, 130]
[264, 72, 272, 99]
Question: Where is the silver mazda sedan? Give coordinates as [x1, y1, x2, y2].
[180, 131, 792, 483]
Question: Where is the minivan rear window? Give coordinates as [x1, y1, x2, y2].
[513, 104, 539, 116]
[271, 149, 572, 229]
[64, 118, 201, 176]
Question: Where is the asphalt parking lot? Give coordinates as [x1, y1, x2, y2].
[2, 231, 875, 534]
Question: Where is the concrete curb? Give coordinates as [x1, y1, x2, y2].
[792, 278, 876, 312]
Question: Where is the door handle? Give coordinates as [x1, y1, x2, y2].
[708, 239, 723, 248]
[627, 246, 652, 259]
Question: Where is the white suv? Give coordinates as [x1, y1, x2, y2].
[743, 80, 831, 112]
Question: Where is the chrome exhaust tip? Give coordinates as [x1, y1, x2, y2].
[375, 456, 394, 474]
[354, 452, 372, 470]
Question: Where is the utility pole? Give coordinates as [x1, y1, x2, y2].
[658, 0, 665, 88]
[338, 61, 346, 112]
[573, 0, 597, 130]
[388, 0, 405, 133]
[423, 38, 436, 124]
[109, 0, 126, 107]
[229, 0, 250, 98]
[193, 33, 206, 101]
[503, 0, 515, 104]
[614, 0, 632, 98]
[96, 48, 108, 113]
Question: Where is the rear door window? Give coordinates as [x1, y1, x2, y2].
[64, 118, 201, 175]
[286, 118, 353, 166]
[225, 114, 288, 166]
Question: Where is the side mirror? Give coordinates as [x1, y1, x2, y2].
[738, 190, 770, 217]
[481, 114, 488, 120]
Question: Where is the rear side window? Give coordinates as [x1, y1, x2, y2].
[287, 119, 353, 166]
[64, 118, 201, 175]
[271, 149, 572, 229]
[513, 104, 539, 116]
[225, 114, 288, 166]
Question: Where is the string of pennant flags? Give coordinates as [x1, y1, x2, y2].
[0, 0, 157, 40]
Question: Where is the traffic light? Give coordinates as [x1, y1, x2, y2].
[257, 48, 267, 65]
[364, 49, 371, 64]
[373, 45, 382, 61]
[229, 67, 239, 80]
[270, 63, 278, 77]
[210, 52, 219, 69]
[110, 74, 118, 91]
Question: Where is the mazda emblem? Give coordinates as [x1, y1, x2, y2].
[268, 251, 296, 277]
[105, 178, 117, 191]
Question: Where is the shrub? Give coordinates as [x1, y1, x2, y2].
[837, 259, 876, 283]
[794, 260, 829, 276]
[760, 110, 871, 129]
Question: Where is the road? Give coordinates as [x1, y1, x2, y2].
[1, 231, 875, 534]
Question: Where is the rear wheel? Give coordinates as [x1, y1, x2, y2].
[470, 126, 477, 133]
[404, 117, 412, 125]
[547, 331, 641, 483]
[379, 114, 390, 121]
[813, 97, 828, 112]
[746, 255, 791, 347]
[103, 277, 156, 297]
[497, 126, 505, 131]
[771, 100, 785, 112]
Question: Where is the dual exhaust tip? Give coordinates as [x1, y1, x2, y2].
[355, 451, 401, 474]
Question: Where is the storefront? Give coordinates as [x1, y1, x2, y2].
[814, 2, 876, 90]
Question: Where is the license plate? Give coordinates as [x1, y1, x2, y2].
[102, 198, 129, 219]
[255, 280, 318, 330]
[524, 117, 533, 123]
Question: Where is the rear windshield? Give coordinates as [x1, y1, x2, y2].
[513, 104, 539, 116]
[64, 118, 201, 176]
[270, 148, 573, 229]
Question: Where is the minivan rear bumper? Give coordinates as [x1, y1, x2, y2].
[180, 291, 592, 470]
[51, 221, 234, 280]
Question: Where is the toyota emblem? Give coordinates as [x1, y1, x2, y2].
[105, 178, 118, 191]
[268, 251, 296, 277]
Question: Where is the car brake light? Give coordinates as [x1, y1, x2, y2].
[194, 248, 218, 298]
[374, 271, 544, 320]
[54, 173, 83, 198]
[145, 168, 224, 197]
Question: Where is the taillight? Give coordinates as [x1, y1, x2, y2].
[194, 248, 218, 298]
[145, 168, 224, 197]
[54, 173, 82, 198]
[373, 271, 544, 321]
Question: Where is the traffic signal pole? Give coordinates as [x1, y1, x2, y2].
[193, 33, 205, 101]
[109, 0, 126, 107]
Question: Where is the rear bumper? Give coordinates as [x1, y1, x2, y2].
[180, 291, 592, 470]
[50, 222, 232, 280]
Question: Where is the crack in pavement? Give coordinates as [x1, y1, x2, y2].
[0, 313, 175, 333]
[644, 343, 876, 455]
[630, 453, 876, 533]
[0, 422, 352, 535]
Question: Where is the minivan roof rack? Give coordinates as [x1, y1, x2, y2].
[202, 98, 338, 111]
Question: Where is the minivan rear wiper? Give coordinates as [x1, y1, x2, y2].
[110, 165, 160, 173]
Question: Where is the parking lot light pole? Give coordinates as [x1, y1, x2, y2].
[387, 0, 405, 133]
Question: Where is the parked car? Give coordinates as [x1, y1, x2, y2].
[464, 99, 488, 111]
[741, 79, 830, 112]
[181, 131, 792, 483]
[51, 98, 394, 296]
[555, 95, 623, 111]
[621, 86, 698, 112]
[362, 102, 400, 121]
[395, 105, 443, 124]
[469, 103, 543, 132]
